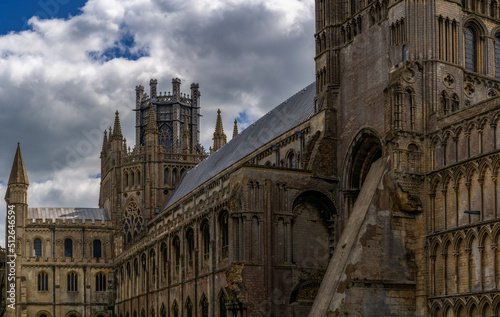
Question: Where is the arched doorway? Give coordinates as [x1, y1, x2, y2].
[343, 129, 383, 215]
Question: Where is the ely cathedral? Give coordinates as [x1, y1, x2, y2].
[4, 0, 500, 315]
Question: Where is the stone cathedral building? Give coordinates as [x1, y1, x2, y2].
[5, 0, 500, 316]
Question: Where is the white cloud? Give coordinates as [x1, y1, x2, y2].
[0, 0, 315, 247]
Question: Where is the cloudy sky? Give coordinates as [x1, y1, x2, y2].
[0, 0, 315, 246]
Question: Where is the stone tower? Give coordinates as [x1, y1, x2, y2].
[100, 79, 207, 250]
[310, 0, 500, 315]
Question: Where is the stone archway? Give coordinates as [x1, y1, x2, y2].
[343, 129, 383, 214]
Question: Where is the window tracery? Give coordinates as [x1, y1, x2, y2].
[123, 199, 144, 244]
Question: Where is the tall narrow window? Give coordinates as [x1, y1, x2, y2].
[465, 26, 477, 72]
[186, 228, 194, 270]
[407, 89, 415, 131]
[96, 272, 107, 291]
[164, 168, 169, 185]
[220, 211, 229, 259]
[219, 292, 228, 317]
[64, 239, 73, 258]
[38, 271, 49, 291]
[201, 220, 210, 264]
[287, 152, 296, 168]
[402, 45, 407, 61]
[201, 295, 209, 317]
[495, 36, 500, 78]
[186, 298, 193, 317]
[172, 168, 178, 186]
[93, 240, 102, 260]
[172, 301, 179, 317]
[131, 172, 135, 186]
[351, 0, 356, 15]
[34, 238, 42, 257]
[173, 236, 180, 274]
[67, 272, 78, 292]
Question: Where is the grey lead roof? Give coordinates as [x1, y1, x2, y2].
[28, 207, 110, 222]
[163, 82, 316, 210]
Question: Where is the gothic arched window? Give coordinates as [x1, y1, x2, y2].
[123, 199, 144, 244]
[201, 220, 210, 264]
[219, 211, 229, 259]
[465, 26, 477, 72]
[186, 297, 193, 317]
[164, 168, 169, 185]
[173, 236, 180, 274]
[172, 301, 179, 317]
[186, 228, 195, 269]
[495, 35, 500, 78]
[34, 238, 42, 257]
[201, 295, 209, 317]
[219, 291, 228, 317]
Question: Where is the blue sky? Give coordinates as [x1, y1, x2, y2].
[0, 0, 87, 34]
[0, 0, 315, 247]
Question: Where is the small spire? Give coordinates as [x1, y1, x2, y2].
[101, 130, 108, 152]
[111, 110, 123, 140]
[212, 109, 227, 153]
[8, 143, 29, 185]
[145, 103, 159, 135]
[233, 119, 238, 138]
[215, 109, 224, 134]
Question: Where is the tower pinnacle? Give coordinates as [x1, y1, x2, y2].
[8, 143, 29, 186]
[145, 103, 159, 135]
[111, 111, 123, 140]
[212, 109, 227, 153]
[233, 119, 238, 138]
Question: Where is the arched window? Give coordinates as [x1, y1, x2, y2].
[141, 309, 145, 317]
[150, 249, 156, 283]
[123, 199, 144, 244]
[150, 309, 155, 317]
[201, 295, 209, 317]
[160, 304, 167, 317]
[125, 172, 129, 187]
[137, 171, 141, 185]
[172, 301, 179, 317]
[172, 168, 178, 186]
[64, 238, 73, 258]
[161, 242, 168, 281]
[38, 271, 49, 291]
[164, 168, 169, 185]
[219, 292, 227, 317]
[93, 240, 102, 259]
[186, 297, 193, 317]
[201, 220, 210, 263]
[131, 172, 135, 186]
[287, 152, 296, 168]
[67, 272, 78, 292]
[186, 228, 195, 269]
[95, 272, 107, 291]
[402, 45, 407, 61]
[407, 89, 415, 131]
[219, 211, 229, 259]
[465, 26, 478, 72]
[173, 236, 180, 274]
[34, 238, 42, 257]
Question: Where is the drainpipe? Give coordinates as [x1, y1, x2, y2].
[83, 266, 87, 317]
[52, 266, 56, 317]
